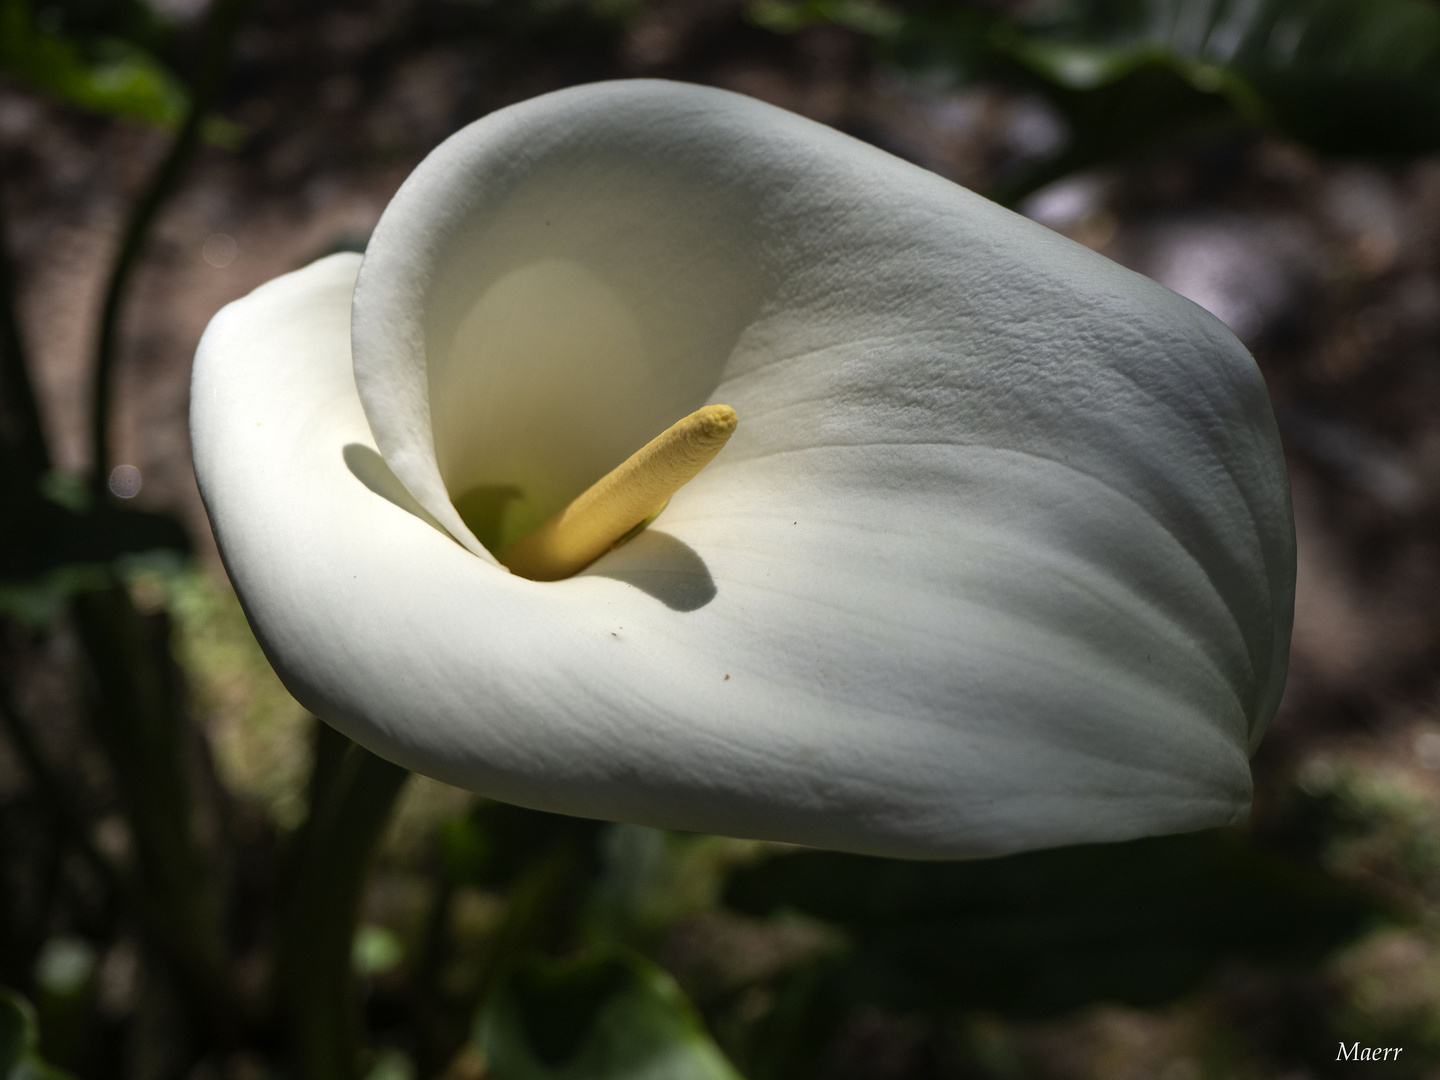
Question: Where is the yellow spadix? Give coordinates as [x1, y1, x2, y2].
[498, 404, 737, 581]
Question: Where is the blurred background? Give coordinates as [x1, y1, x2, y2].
[2, 1, 1440, 1078]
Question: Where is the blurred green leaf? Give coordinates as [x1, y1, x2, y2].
[353, 925, 405, 978]
[991, 45, 1245, 201]
[36, 472, 89, 514]
[0, 0, 187, 126]
[16, 0, 175, 52]
[475, 947, 744, 1080]
[1027, 0, 1440, 155]
[0, 481, 189, 580]
[30, 939, 93, 1070]
[0, 988, 74, 1080]
[0, 480, 190, 625]
[449, 801, 605, 889]
[585, 826, 760, 951]
[439, 814, 494, 883]
[774, 0, 1440, 199]
[726, 831, 1383, 1017]
[0, 993, 26, 1076]
[33, 938, 95, 999]
[362, 1048, 417, 1080]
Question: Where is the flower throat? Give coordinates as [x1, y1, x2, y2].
[492, 404, 737, 581]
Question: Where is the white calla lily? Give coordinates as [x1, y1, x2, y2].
[190, 80, 1294, 859]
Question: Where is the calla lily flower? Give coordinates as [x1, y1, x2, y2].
[190, 80, 1294, 859]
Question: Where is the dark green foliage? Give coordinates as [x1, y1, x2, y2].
[760, 0, 1440, 197]
[0, 988, 73, 1080]
[278, 723, 410, 1080]
[724, 831, 1387, 1077]
[731, 835, 1382, 1019]
[451, 800, 608, 891]
[509, 952, 632, 1066]
[476, 947, 742, 1080]
[727, 831, 1382, 1018]
[0, 483, 189, 586]
[0, 0, 186, 127]
[1016, 0, 1440, 155]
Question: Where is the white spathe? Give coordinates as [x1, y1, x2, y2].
[190, 80, 1294, 859]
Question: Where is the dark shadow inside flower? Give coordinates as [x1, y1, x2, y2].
[585, 529, 716, 612]
[452, 482, 525, 551]
[347, 442, 713, 608]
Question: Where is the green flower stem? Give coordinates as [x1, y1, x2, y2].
[0, 191, 49, 480]
[472, 847, 581, 1004]
[745, 953, 849, 1080]
[427, 841, 587, 1075]
[418, 833, 587, 1077]
[88, 0, 248, 493]
[3, 620, 256, 1051]
[277, 721, 408, 1080]
[406, 873, 455, 1074]
[69, 583, 239, 1040]
[0, 662, 114, 892]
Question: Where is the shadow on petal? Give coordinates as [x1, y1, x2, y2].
[343, 443, 447, 534]
[589, 529, 717, 612]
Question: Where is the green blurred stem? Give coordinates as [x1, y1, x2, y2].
[407, 873, 455, 1074]
[278, 721, 409, 1080]
[0, 664, 114, 891]
[70, 583, 239, 1039]
[4, 613, 249, 1048]
[473, 847, 580, 1004]
[88, 0, 248, 493]
[424, 845, 583, 1079]
[0, 187, 50, 479]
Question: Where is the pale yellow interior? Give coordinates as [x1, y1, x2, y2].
[421, 153, 766, 551]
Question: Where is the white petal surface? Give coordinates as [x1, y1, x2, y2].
[192, 81, 1294, 859]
